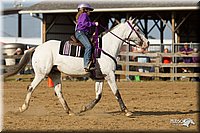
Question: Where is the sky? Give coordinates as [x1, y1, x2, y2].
[0, 0, 199, 39]
[0, 0, 174, 39]
[1, 0, 42, 38]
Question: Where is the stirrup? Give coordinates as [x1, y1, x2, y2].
[84, 66, 95, 72]
[84, 61, 95, 71]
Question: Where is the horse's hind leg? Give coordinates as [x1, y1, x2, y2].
[106, 71, 133, 117]
[48, 69, 74, 115]
[19, 74, 45, 112]
[80, 81, 104, 113]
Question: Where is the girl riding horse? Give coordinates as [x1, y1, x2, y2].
[75, 3, 99, 72]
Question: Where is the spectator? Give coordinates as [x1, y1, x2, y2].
[14, 47, 24, 77]
[24, 46, 34, 74]
[179, 43, 193, 73]
[134, 49, 152, 80]
[192, 48, 200, 81]
[1, 53, 7, 65]
[14, 48, 23, 64]
[162, 48, 172, 80]
[1, 53, 7, 73]
[192, 48, 200, 63]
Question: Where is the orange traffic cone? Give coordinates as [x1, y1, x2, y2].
[48, 77, 54, 87]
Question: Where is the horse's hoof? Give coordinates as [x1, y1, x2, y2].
[19, 107, 24, 113]
[68, 111, 76, 116]
[125, 111, 133, 117]
[80, 106, 86, 113]
[124, 109, 133, 117]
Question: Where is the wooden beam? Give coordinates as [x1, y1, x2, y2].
[42, 15, 47, 43]
[171, 12, 175, 50]
[18, 14, 22, 37]
[160, 20, 164, 44]
[174, 11, 192, 32]
[157, 13, 172, 32]
[147, 20, 159, 34]
[144, 18, 148, 38]
[46, 16, 60, 33]
[115, 71, 199, 77]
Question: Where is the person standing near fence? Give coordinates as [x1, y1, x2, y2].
[14, 48, 23, 64]
[179, 43, 193, 73]
[192, 48, 200, 81]
[162, 48, 172, 80]
[14, 48, 24, 80]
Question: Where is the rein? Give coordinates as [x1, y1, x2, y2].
[126, 21, 144, 44]
[99, 24, 137, 47]
[93, 22, 143, 68]
[93, 26, 118, 67]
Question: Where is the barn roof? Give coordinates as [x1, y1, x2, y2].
[2, 7, 24, 15]
[19, 0, 199, 14]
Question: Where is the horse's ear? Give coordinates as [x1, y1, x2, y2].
[127, 17, 136, 24]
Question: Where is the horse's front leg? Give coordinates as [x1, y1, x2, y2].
[80, 81, 104, 113]
[106, 71, 133, 117]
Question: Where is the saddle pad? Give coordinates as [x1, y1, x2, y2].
[59, 40, 85, 57]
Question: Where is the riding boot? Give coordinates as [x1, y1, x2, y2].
[84, 61, 95, 72]
[92, 61, 105, 80]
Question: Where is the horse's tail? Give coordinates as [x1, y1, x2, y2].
[4, 47, 35, 78]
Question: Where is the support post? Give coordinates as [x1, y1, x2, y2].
[18, 14, 22, 37]
[144, 18, 148, 38]
[171, 12, 175, 81]
[42, 15, 47, 43]
[160, 20, 164, 52]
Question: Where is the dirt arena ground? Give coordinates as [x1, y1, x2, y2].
[2, 76, 200, 132]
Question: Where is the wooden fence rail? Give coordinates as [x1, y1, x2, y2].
[2, 52, 199, 80]
[116, 52, 199, 80]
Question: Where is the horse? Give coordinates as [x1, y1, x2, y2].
[4, 19, 149, 117]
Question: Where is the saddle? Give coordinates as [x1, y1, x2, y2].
[59, 35, 101, 58]
[69, 35, 83, 46]
[59, 35, 104, 80]
[69, 35, 95, 47]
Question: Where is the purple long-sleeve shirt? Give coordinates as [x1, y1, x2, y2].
[76, 13, 96, 33]
[179, 47, 193, 63]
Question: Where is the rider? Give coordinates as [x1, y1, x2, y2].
[75, 3, 98, 72]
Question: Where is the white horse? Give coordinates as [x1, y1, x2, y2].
[5, 20, 149, 117]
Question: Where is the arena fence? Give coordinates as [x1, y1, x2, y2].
[116, 51, 199, 80]
[2, 50, 200, 81]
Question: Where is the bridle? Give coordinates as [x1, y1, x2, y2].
[99, 21, 145, 47]
[94, 21, 146, 68]
[126, 21, 144, 46]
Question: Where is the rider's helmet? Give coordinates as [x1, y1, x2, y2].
[77, 3, 94, 11]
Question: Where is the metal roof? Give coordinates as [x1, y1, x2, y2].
[19, 0, 199, 14]
[2, 7, 24, 15]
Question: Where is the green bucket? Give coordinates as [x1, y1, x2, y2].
[135, 75, 140, 81]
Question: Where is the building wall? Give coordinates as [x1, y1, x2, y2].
[44, 13, 109, 42]
[45, 13, 76, 41]
[179, 10, 200, 43]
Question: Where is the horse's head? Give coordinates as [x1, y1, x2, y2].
[124, 20, 149, 52]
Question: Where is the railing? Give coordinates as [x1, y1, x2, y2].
[116, 51, 199, 80]
[2, 46, 200, 81]
[2, 54, 33, 74]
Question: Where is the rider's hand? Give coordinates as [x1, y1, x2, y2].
[95, 22, 99, 26]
